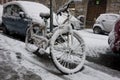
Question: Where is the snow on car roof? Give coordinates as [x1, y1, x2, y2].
[3, 1, 66, 25]
[96, 13, 120, 21]
[100, 13, 120, 17]
[3, 1, 50, 17]
[3, 1, 53, 26]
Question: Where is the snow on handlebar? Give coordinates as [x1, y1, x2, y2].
[57, 0, 73, 15]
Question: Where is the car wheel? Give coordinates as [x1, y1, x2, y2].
[93, 27, 102, 34]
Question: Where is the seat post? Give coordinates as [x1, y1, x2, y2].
[43, 18, 47, 37]
[50, 0, 53, 32]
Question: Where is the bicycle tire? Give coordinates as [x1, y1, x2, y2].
[50, 29, 86, 74]
[25, 27, 38, 52]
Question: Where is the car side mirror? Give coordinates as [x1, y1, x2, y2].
[19, 12, 26, 18]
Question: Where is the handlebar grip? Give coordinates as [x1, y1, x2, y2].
[57, 11, 62, 16]
[57, 0, 73, 16]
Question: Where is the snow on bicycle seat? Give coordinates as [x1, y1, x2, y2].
[40, 13, 50, 19]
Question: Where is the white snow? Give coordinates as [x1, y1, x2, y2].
[96, 13, 120, 22]
[77, 29, 109, 57]
[0, 29, 119, 80]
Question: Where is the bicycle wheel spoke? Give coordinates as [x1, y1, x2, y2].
[53, 46, 66, 52]
[51, 30, 86, 74]
[58, 35, 67, 47]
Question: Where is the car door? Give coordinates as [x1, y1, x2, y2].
[102, 14, 118, 32]
[11, 4, 30, 36]
[2, 5, 16, 32]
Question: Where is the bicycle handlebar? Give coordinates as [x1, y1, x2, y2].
[57, 0, 73, 15]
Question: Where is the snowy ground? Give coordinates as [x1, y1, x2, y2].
[0, 29, 119, 80]
[78, 29, 109, 57]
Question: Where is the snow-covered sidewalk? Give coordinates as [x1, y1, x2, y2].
[77, 29, 109, 57]
[0, 29, 119, 80]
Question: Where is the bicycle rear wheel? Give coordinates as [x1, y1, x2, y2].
[50, 30, 86, 74]
[25, 27, 38, 52]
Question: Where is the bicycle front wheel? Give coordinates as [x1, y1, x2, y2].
[50, 30, 86, 74]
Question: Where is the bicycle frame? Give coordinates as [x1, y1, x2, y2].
[25, 1, 86, 74]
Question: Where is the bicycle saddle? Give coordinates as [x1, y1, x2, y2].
[40, 13, 50, 19]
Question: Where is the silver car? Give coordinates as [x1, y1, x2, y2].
[93, 13, 120, 34]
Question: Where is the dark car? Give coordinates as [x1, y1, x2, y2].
[2, 1, 50, 36]
[108, 18, 120, 53]
[2, 1, 82, 36]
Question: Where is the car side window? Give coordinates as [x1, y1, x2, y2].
[107, 15, 118, 21]
[11, 5, 23, 17]
[4, 4, 23, 17]
[3, 5, 12, 16]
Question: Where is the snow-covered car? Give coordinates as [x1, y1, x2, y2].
[2, 1, 82, 36]
[93, 13, 120, 34]
[108, 18, 120, 53]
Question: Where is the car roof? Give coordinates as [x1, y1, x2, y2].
[3, 1, 50, 15]
[3, 1, 43, 7]
[100, 13, 120, 17]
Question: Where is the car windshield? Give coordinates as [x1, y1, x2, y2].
[107, 15, 119, 20]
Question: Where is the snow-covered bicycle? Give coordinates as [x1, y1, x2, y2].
[25, 1, 86, 74]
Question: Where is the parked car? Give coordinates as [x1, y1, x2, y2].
[2, 1, 82, 36]
[108, 18, 120, 53]
[93, 13, 120, 34]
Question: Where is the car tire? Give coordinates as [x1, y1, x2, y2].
[93, 27, 103, 34]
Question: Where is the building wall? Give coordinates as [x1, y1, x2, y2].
[106, 0, 120, 14]
[0, 0, 15, 4]
[1, 0, 120, 15]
